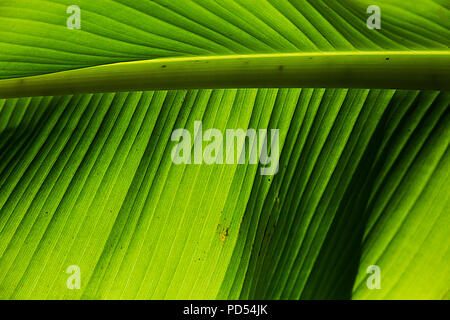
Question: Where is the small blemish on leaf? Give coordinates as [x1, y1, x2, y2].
[219, 227, 229, 243]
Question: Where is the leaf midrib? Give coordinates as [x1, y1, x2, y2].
[0, 51, 449, 98]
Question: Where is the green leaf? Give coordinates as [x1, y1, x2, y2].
[1, 52, 449, 98]
[0, 0, 449, 300]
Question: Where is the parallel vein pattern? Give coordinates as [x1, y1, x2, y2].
[0, 0, 449, 300]
[0, 0, 449, 79]
[0, 88, 448, 299]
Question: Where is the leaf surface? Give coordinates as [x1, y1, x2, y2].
[0, 0, 448, 300]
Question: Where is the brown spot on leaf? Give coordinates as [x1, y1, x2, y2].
[219, 227, 229, 243]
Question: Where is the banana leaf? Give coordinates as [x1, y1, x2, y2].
[0, 0, 448, 300]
